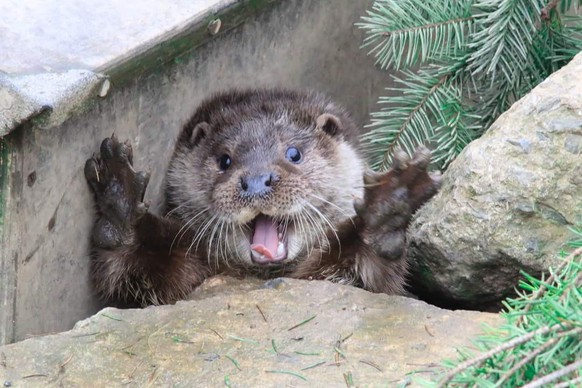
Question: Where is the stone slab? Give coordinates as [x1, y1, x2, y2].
[0, 278, 500, 387]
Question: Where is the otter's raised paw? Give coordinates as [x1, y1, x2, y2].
[84, 135, 150, 248]
[354, 147, 441, 259]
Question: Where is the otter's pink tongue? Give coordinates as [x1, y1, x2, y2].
[251, 215, 279, 261]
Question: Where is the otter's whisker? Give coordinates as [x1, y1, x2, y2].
[303, 201, 341, 260]
[219, 220, 232, 269]
[296, 208, 324, 260]
[214, 219, 227, 270]
[206, 217, 222, 270]
[165, 202, 188, 218]
[169, 207, 210, 255]
[294, 211, 309, 255]
[188, 214, 218, 261]
[301, 207, 326, 253]
[300, 201, 329, 249]
[309, 193, 353, 220]
[217, 220, 225, 267]
[221, 221, 233, 268]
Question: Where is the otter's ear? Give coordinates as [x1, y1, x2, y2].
[189, 122, 210, 147]
[316, 113, 342, 137]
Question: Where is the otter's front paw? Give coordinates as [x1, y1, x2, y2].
[354, 147, 441, 259]
[84, 135, 150, 248]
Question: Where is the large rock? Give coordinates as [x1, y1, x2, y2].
[408, 52, 582, 308]
[0, 277, 499, 387]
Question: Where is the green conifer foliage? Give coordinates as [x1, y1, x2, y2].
[420, 228, 582, 387]
[358, 0, 582, 170]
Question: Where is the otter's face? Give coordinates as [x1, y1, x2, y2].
[166, 112, 364, 268]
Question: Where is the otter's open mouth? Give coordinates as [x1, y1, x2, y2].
[250, 214, 287, 265]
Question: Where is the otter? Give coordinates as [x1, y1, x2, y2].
[84, 88, 441, 306]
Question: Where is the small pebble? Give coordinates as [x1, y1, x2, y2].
[262, 278, 287, 289]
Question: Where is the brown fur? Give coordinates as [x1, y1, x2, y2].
[84, 88, 440, 306]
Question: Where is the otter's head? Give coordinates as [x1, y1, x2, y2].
[166, 89, 364, 269]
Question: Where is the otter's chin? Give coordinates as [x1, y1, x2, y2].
[249, 214, 288, 265]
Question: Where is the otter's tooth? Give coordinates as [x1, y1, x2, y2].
[277, 241, 286, 257]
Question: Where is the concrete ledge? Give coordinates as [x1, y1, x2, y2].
[0, 81, 46, 135]
[0, 0, 276, 136]
[0, 70, 104, 135]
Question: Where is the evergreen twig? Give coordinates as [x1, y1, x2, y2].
[359, 0, 582, 169]
[521, 359, 582, 388]
[515, 248, 577, 325]
[421, 242, 582, 387]
[434, 323, 575, 387]
[542, 0, 562, 20]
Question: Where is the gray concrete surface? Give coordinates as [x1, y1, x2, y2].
[0, 0, 235, 136]
[0, 0, 234, 74]
[0, 0, 394, 344]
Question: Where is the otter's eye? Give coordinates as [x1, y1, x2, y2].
[285, 147, 302, 163]
[218, 154, 232, 171]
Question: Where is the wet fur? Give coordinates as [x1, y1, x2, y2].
[84, 89, 441, 306]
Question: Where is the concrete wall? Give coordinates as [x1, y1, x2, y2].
[0, 0, 394, 344]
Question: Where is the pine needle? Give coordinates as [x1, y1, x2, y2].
[227, 334, 259, 345]
[265, 370, 307, 381]
[301, 361, 326, 371]
[224, 355, 242, 371]
[287, 315, 317, 331]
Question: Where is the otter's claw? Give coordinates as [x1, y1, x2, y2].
[84, 135, 150, 248]
[355, 146, 441, 260]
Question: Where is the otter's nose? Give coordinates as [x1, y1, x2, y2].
[240, 173, 279, 197]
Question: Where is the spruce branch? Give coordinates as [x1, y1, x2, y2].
[358, 0, 474, 70]
[558, 0, 582, 13]
[495, 327, 582, 387]
[429, 84, 480, 167]
[363, 64, 458, 169]
[521, 359, 582, 388]
[550, 15, 582, 63]
[360, 0, 582, 169]
[554, 376, 582, 388]
[515, 247, 579, 326]
[424, 246, 582, 387]
[542, 0, 562, 20]
[468, 0, 544, 84]
[378, 17, 473, 37]
[434, 323, 575, 387]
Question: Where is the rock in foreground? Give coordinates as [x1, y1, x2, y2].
[408, 52, 582, 307]
[0, 277, 499, 387]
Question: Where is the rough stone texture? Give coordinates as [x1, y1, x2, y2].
[407, 52, 582, 307]
[1, 70, 105, 135]
[0, 0, 398, 345]
[0, 278, 500, 387]
[0, 80, 45, 136]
